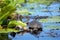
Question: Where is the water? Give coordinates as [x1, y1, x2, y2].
[12, 29, 60, 40]
[12, 2, 60, 40]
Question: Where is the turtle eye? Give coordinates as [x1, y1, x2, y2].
[29, 27, 34, 29]
[38, 28, 42, 31]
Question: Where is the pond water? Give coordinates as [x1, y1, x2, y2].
[11, 2, 60, 40]
[17, 2, 60, 16]
[12, 29, 60, 40]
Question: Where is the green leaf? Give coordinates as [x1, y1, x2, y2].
[8, 20, 27, 28]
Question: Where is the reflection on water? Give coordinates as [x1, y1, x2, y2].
[17, 2, 60, 16]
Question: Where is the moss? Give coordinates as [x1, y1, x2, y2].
[0, 33, 11, 40]
[0, 28, 18, 33]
